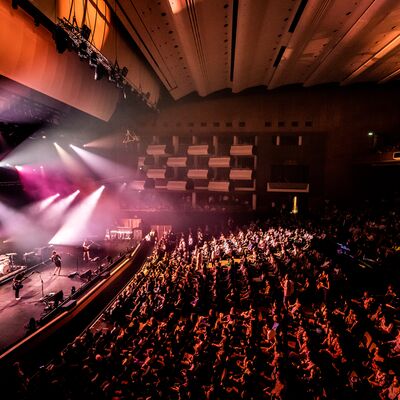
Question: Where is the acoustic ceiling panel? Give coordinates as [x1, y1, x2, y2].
[108, 0, 400, 100]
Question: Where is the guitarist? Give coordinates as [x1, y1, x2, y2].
[51, 250, 62, 275]
[13, 272, 25, 300]
[83, 239, 91, 262]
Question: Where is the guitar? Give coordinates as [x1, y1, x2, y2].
[12, 280, 23, 290]
[83, 240, 101, 251]
[12, 272, 33, 290]
[83, 243, 92, 252]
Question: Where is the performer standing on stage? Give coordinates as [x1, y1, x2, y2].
[13, 272, 24, 300]
[83, 239, 91, 262]
[51, 250, 62, 275]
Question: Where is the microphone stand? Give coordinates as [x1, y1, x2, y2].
[76, 249, 80, 275]
[37, 271, 45, 300]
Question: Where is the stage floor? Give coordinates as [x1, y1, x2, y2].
[0, 247, 114, 353]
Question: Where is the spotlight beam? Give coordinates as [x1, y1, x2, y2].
[53, 142, 84, 173]
[41, 190, 80, 226]
[0, 202, 39, 245]
[25, 193, 60, 215]
[70, 145, 132, 180]
[49, 187, 104, 245]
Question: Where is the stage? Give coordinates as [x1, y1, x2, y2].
[0, 244, 121, 353]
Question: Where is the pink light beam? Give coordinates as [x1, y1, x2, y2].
[70, 145, 132, 180]
[25, 193, 60, 215]
[49, 186, 104, 245]
[41, 190, 80, 227]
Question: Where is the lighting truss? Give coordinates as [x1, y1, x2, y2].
[54, 18, 157, 111]
[122, 129, 139, 144]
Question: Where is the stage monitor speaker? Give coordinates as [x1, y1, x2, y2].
[80, 269, 92, 280]
[53, 290, 63, 302]
[24, 252, 41, 266]
[68, 271, 79, 278]
[61, 299, 77, 311]
[100, 271, 110, 279]
[52, 290, 64, 308]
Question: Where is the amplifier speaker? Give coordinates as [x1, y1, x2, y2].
[100, 271, 110, 278]
[61, 299, 77, 310]
[80, 269, 92, 280]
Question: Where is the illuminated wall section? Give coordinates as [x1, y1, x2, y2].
[57, 0, 111, 50]
[0, 1, 119, 120]
[12, 0, 161, 107]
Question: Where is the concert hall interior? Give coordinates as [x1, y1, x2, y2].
[1, 1, 400, 399]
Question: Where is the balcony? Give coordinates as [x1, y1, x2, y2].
[267, 182, 309, 192]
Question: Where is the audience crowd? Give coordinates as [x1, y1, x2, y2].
[10, 204, 400, 399]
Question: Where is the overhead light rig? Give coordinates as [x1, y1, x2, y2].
[54, 18, 157, 111]
[123, 129, 140, 144]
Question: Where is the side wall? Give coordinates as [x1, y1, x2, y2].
[0, 1, 160, 120]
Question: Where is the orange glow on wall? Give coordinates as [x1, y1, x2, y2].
[0, 1, 119, 120]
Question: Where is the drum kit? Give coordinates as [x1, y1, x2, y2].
[0, 253, 17, 275]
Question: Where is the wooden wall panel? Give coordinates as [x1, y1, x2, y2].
[136, 84, 400, 199]
[0, 2, 119, 121]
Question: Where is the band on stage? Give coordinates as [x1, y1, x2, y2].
[9, 241, 101, 300]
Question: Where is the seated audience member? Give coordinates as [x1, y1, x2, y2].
[380, 375, 400, 400]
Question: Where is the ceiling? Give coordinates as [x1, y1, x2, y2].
[106, 0, 400, 100]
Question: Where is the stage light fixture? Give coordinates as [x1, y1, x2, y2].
[42, 135, 47, 139]
[53, 25, 69, 54]
[108, 72, 116, 83]
[78, 42, 88, 59]
[80, 24, 91, 41]
[54, 18, 156, 110]
[368, 132, 374, 136]
[94, 64, 106, 81]
[89, 53, 98, 68]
